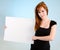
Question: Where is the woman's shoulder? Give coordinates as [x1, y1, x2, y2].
[51, 20, 57, 25]
[50, 20, 57, 27]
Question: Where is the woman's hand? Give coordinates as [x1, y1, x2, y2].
[32, 36, 38, 40]
[4, 26, 7, 29]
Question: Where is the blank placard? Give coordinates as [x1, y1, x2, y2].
[4, 16, 35, 44]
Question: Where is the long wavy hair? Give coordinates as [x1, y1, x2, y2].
[34, 1, 48, 31]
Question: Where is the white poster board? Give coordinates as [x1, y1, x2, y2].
[4, 16, 35, 44]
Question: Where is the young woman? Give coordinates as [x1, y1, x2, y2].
[30, 1, 57, 50]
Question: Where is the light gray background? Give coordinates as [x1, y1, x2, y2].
[0, 0, 60, 50]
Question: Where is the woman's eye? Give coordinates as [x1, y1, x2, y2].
[38, 12, 41, 13]
[42, 10, 44, 12]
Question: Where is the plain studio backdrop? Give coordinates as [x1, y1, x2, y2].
[0, 0, 60, 50]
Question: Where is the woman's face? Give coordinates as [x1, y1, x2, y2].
[38, 7, 47, 20]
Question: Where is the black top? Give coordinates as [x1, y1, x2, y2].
[34, 20, 57, 47]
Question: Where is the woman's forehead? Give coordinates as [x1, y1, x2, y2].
[37, 7, 45, 11]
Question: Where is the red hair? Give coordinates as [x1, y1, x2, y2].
[34, 1, 48, 31]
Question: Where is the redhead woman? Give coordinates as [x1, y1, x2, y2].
[30, 1, 57, 50]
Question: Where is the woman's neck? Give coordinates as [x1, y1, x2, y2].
[42, 17, 50, 22]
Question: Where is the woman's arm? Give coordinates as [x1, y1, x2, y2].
[32, 25, 57, 41]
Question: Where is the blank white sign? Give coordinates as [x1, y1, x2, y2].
[4, 16, 35, 44]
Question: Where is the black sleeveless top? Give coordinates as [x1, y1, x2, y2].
[34, 20, 57, 47]
[30, 20, 57, 50]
